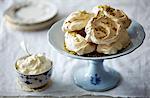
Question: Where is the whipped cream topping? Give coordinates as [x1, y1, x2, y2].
[16, 53, 52, 75]
[65, 32, 96, 55]
[62, 10, 94, 32]
[92, 5, 131, 29]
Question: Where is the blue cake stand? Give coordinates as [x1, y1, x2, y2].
[48, 19, 145, 91]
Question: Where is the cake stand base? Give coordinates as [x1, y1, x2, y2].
[73, 60, 121, 91]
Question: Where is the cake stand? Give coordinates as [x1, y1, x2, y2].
[47, 19, 145, 91]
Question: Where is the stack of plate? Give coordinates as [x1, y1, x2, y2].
[4, 1, 57, 31]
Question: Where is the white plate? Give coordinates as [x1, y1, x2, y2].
[4, 1, 57, 25]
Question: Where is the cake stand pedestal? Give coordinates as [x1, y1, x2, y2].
[74, 60, 120, 91]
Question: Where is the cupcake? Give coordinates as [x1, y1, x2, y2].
[15, 53, 52, 91]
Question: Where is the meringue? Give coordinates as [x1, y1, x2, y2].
[62, 5, 131, 56]
[65, 31, 96, 55]
[85, 15, 121, 45]
[62, 10, 94, 32]
[97, 29, 130, 54]
[92, 5, 131, 29]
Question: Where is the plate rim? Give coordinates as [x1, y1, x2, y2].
[4, 2, 58, 25]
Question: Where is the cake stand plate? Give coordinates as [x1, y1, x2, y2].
[48, 19, 145, 91]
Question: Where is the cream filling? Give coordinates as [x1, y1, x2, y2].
[16, 53, 52, 75]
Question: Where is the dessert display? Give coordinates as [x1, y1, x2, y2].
[15, 53, 52, 91]
[48, 3, 145, 92]
[62, 5, 131, 56]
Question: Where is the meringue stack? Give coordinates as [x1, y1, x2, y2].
[62, 11, 96, 55]
[62, 5, 131, 56]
